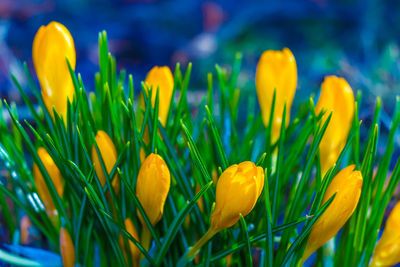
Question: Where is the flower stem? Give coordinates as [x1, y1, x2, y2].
[187, 227, 217, 259]
[141, 225, 151, 257]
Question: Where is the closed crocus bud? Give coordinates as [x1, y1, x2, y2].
[136, 153, 170, 251]
[33, 21, 76, 120]
[136, 153, 170, 225]
[302, 165, 362, 263]
[33, 147, 64, 224]
[187, 161, 264, 258]
[316, 76, 355, 177]
[370, 202, 400, 267]
[91, 130, 120, 194]
[141, 66, 174, 127]
[119, 218, 140, 267]
[255, 48, 297, 143]
[60, 228, 75, 267]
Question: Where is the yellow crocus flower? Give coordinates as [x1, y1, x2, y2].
[32, 21, 76, 120]
[33, 147, 64, 225]
[302, 165, 362, 263]
[136, 153, 171, 251]
[316, 76, 355, 177]
[91, 130, 120, 194]
[60, 227, 75, 267]
[370, 202, 400, 267]
[119, 218, 141, 267]
[142, 66, 174, 127]
[255, 48, 297, 143]
[187, 161, 264, 258]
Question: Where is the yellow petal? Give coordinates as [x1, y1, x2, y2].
[303, 165, 362, 262]
[60, 228, 75, 267]
[119, 218, 140, 267]
[188, 161, 264, 258]
[256, 48, 297, 143]
[136, 153, 171, 226]
[33, 147, 64, 216]
[211, 161, 264, 231]
[142, 66, 174, 127]
[316, 76, 355, 177]
[371, 202, 400, 266]
[91, 130, 120, 193]
[32, 21, 76, 120]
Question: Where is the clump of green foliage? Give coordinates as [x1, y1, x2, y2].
[0, 31, 399, 267]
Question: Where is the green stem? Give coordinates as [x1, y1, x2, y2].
[187, 227, 217, 259]
[141, 225, 151, 254]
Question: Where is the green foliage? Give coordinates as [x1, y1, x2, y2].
[0, 30, 399, 266]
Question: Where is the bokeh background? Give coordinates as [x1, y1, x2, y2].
[2, 0, 400, 110]
[3, 0, 400, 168]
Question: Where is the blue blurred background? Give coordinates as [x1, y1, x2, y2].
[1, 1, 400, 265]
[2, 0, 400, 111]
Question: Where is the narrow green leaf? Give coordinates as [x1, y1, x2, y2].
[239, 214, 253, 267]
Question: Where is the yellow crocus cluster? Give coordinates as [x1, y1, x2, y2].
[33, 21, 76, 120]
[255, 48, 355, 178]
[28, 21, 370, 266]
[32, 21, 173, 260]
[370, 202, 400, 267]
[187, 161, 264, 258]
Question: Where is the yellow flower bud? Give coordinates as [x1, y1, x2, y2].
[33, 147, 64, 224]
[60, 227, 75, 267]
[141, 66, 174, 127]
[187, 161, 264, 258]
[255, 48, 297, 143]
[136, 153, 170, 226]
[211, 161, 264, 231]
[91, 130, 120, 194]
[119, 218, 140, 267]
[315, 76, 355, 177]
[370, 202, 400, 267]
[136, 153, 170, 252]
[302, 165, 362, 262]
[32, 21, 76, 120]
